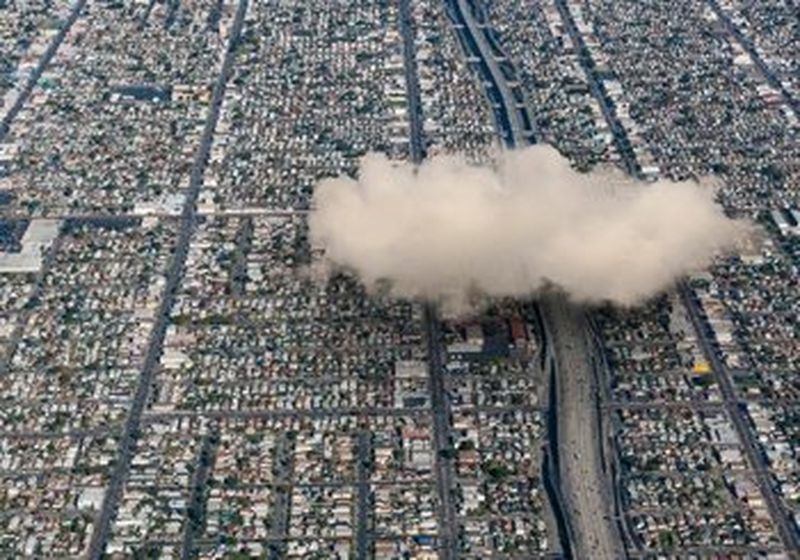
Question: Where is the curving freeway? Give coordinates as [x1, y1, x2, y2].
[444, 0, 538, 146]
[444, 2, 626, 558]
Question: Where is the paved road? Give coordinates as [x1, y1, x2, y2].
[1, 0, 88, 141]
[451, 2, 624, 554]
[444, 2, 626, 556]
[146, 405, 530, 421]
[541, 296, 625, 560]
[629, 544, 788, 558]
[0, 231, 63, 377]
[603, 400, 726, 411]
[586, 315, 635, 551]
[85, 1, 249, 557]
[230, 216, 253, 296]
[452, 0, 530, 144]
[443, 0, 522, 146]
[705, 0, 799, 116]
[464, 0, 540, 142]
[355, 430, 373, 560]
[680, 284, 800, 552]
[0, 209, 310, 220]
[399, 7, 459, 557]
[552, 0, 639, 176]
[137, 0, 158, 29]
[180, 430, 216, 560]
[398, 0, 425, 162]
[267, 431, 295, 559]
[424, 305, 458, 560]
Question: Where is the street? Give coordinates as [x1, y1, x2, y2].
[541, 296, 625, 560]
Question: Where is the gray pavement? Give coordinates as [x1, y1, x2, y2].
[180, 430, 217, 560]
[398, 0, 425, 162]
[400, 7, 459, 556]
[454, 0, 529, 144]
[424, 305, 458, 560]
[84, 1, 250, 556]
[705, 0, 799, 115]
[443, 2, 626, 556]
[680, 284, 800, 552]
[541, 297, 625, 560]
[355, 430, 373, 560]
[267, 431, 295, 559]
[0, 0, 88, 141]
[552, 0, 640, 177]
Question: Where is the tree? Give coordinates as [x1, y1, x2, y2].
[439, 448, 456, 460]
[483, 459, 511, 480]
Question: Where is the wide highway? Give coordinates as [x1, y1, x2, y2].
[541, 296, 625, 560]
[443, 2, 626, 558]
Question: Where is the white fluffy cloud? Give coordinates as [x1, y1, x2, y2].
[309, 145, 746, 312]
